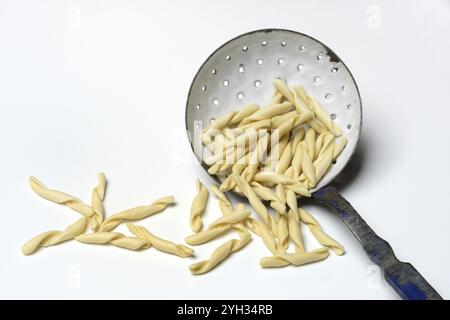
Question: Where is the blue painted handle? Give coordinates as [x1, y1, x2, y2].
[313, 186, 442, 300]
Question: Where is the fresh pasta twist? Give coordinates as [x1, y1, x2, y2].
[234, 174, 270, 226]
[188, 186, 252, 275]
[90, 173, 107, 231]
[298, 208, 344, 255]
[127, 224, 194, 257]
[250, 181, 285, 214]
[76, 232, 150, 250]
[22, 217, 88, 255]
[260, 247, 329, 268]
[185, 208, 250, 245]
[190, 180, 209, 233]
[29, 176, 94, 218]
[285, 168, 305, 252]
[276, 214, 289, 254]
[189, 229, 251, 275]
[99, 196, 175, 232]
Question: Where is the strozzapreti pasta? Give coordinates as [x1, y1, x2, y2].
[23, 79, 347, 276]
[199, 79, 346, 269]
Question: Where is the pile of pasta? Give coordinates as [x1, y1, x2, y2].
[22, 174, 194, 258]
[192, 79, 348, 271]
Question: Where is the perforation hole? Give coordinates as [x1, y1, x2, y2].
[297, 64, 305, 72]
[325, 93, 332, 101]
[330, 113, 336, 120]
[238, 64, 245, 73]
[195, 104, 201, 110]
[225, 55, 231, 61]
[210, 118, 215, 124]
[347, 124, 352, 130]
[331, 66, 339, 73]
[213, 98, 219, 106]
[201, 85, 207, 91]
[314, 76, 321, 85]
[237, 92, 245, 100]
[262, 41, 268, 46]
[242, 46, 248, 52]
[347, 104, 352, 110]
[211, 69, 217, 75]
[299, 45, 305, 51]
[257, 59, 263, 65]
[281, 41, 286, 47]
[223, 80, 229, 87]
[278, 58, 285, 65]
[254, 80, 261, 88]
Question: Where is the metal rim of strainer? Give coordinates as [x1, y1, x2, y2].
[185, 28, 363, 193]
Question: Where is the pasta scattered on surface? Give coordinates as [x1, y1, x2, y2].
[99, 196, 174, 232]
[22, 217, 88, 255]
[23, 80, 347, 275]
[23, 175, 184, 259]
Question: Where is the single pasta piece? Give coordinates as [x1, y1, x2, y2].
[301, 144, 316, 186]
[276, 142, 292, 175]
[90, 173, 107, 231]
[308, 96, 342, 136]
[29, 176, 94, 218]
[99, 196, 175, 232]
[291, 143, 304, 178]
[314, 145, 334, 186]
[245, 218, 278, 254]
[189, 228, 251, 275]
[286, 188, 305, 253]
[234, 174, 270, 226]
[185, 208, 250, 245]
[76, 232, 150, 250]
[305, 128, 316, 160]
[276, 214, 289, 254]
[190, 180, 209, 233]
[298, 208, 344, 255]
[22, 217, 89, 255]
[127, 224, 194, 257]
[241, 102, 292, 124]
[333, 136, 348, 158]
[260, 247, 329, 268]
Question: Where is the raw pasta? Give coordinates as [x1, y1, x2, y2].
[298, 208, 344, 255]
[76, 232, 150, 251]
[29, 176, 94, 218]
[190, 180, 209, 233]
[185, 208, 250, 245]
[90, 173, 107, 231]
[189, 185, 252, 274]
[99, 196, 174, 232]
[189, 231, 251, 275]
[260, 247, 329, 268]
[127, 224, 194, 257]
[22, 217, 88, 255]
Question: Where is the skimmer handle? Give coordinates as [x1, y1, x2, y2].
[313, 186, 442, 300]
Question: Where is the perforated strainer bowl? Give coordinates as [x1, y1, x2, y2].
[185, 29, 441, 300]
[186, 29, 361, 191]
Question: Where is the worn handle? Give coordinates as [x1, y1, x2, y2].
[313, 185, 442, 300]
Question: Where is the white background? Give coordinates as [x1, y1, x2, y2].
[0, 0, 449, 299]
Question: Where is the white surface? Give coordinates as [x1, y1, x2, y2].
[0, 0, 449, 300]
